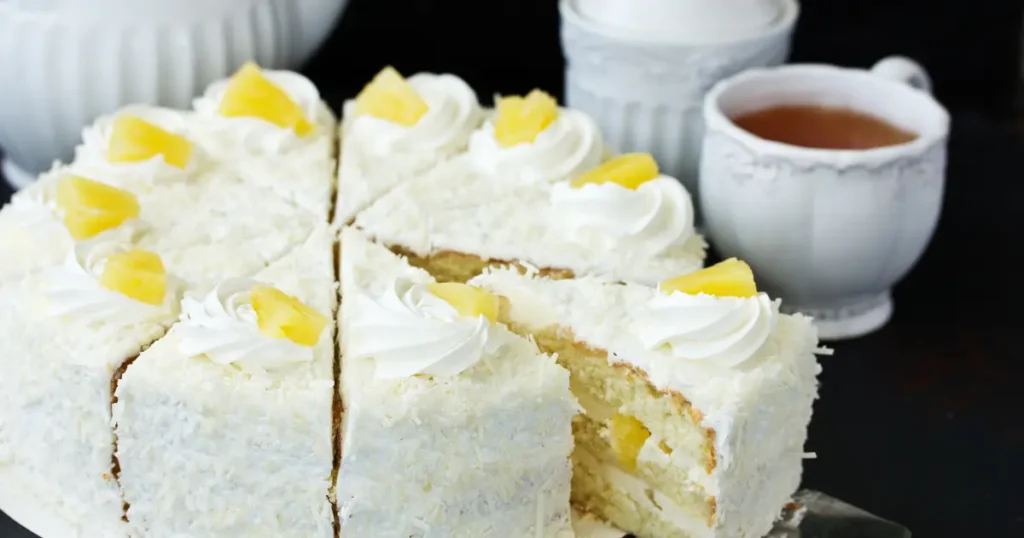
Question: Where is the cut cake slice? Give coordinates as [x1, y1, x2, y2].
[472, 261, 823, 538]
[114, 224, 338, 538]
[336, 227, 577, 537]
[191, 63, 338, 218]
[353, 151, 706, 285]
[0, 225, 183, 537]
[335, 67, 483, 225]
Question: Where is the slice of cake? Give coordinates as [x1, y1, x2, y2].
[192, 62, 338, 217]
[472, 259, 823, 538]
[113, 224, 337, 538]
[4, 121, 323, 291]
[335, 66, 483, 224]
[337, 227, 577, 537]
[354, 152, 706, 285]
[0, 225, 182, 537]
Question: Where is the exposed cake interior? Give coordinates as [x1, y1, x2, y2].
[389, 244, 574, 284]
[471, 265, 822, 538]
[524, 324, 718, 536]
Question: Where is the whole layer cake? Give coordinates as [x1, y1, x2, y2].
[0, 64, 823, 538]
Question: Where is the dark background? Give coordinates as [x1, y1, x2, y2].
[1, 0, 1023, 537]
[310, 0, 1024, 119]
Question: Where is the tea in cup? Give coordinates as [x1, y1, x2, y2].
[699, 57, 950, 339]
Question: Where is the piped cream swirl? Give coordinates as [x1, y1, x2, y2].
[468, 108, 603, 184]
[41, 223, 177, 325]
[193, 69, 331, 154]
[347, 277, 491, 379]
[343, 73, 483, 158]
[636, 292, 778, 368]
[550, 176, 695, 256]
[74, 105, 197, 187]
[177, 278, 317, 375]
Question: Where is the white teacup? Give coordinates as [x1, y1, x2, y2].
[699, 57, 950, 340]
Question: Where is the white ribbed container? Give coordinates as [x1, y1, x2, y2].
[0, 0, 348, 189]
[560, 0, 798, 213]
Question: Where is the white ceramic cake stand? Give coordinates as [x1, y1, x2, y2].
[0, 465, 84, 538]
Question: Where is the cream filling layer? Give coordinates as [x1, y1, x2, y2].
[590, 453, 713, 538]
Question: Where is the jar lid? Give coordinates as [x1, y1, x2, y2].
[571, 0, 787, 43]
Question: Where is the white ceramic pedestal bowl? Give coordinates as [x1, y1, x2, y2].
[0, 0, 349, 190]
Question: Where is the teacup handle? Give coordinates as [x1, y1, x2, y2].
[870, 56, 932, 94]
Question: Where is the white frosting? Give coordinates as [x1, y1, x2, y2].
[73, 105, 199, 188]
[354, 160, 707, 286]
[343, 73, 482, 157]
[337, 227, 577, 538]
[550, 176, 696, 257]
[41, 223, 179, 325]
[0, 169, 73, 284]
[114, 225, 337, 538]
[0, 88, 337, 538]
[637, 291, 778, 368]
[193, 68, 332, 154]
[177, 278, 318, 375]
[571, 0, 785, 43]
[472, 268, 822, 538]
[336, 72, 483, 224]
[468, 107, 603, 184]
[346, 277, 492, 379]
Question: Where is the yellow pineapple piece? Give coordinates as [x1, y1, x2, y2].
[55, 175, 140, 240]
[353, 66, 429, 126]
[426, 282, 500, 323]
[493, 89, 559, 147]
[106, 115, 192, 168]
[609, 414, 651, 472]
[251, 285, 328, 347]
[659, 258, 758, 298]
[99, 249, 166, 305]
[570, 153, 659, 190]
[219, 62, 314, 136]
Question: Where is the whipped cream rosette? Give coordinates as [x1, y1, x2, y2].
[468, 88, 603, 184]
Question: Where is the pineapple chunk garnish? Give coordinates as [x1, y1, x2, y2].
[99, 249, 166, 305]
[570, 153, 659, 190]
[493, 89, 559, 147]
[659, 258, 758, 298]
[107, 115, 192, 168]
[353, 66, 429, 127]
[219, 62, 314, 136]
[251, 285, 328, 347]
[427, 282, 500, 323]
[55, 175, 140, 240]
[609, 414, 651, 472]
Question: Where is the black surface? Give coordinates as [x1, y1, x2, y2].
[2, 1, 1023, 536]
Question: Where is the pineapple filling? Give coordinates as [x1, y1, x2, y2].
[99, 249, 167, 305]
[570, 153, 659, 190]
[493, 89, 559, 148]
[106, 115, 192, 168]
[659, 258, 758, 298]
[426, 282, 499, 323]
[353, 66, 429, 127]
[219, 62, 314, 136]
[609, 413, 651, 473]
[251, 285, 328, 347]
[55, 175, 140, 240]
